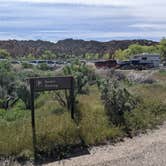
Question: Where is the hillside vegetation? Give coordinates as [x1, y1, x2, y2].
[0, 39, 157, 58]
[0, 41, 166, 162]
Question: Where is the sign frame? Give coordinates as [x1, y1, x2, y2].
[28, 76, 75, 161]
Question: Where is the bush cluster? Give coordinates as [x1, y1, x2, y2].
[0, 59, 166, 162]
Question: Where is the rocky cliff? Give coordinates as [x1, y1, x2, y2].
[0, 38, 158, 57]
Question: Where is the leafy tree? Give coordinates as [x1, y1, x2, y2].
[113, 49, 127, 60]
[103, 53, 110, 59]
[94, 53, 100, 59]
[37, 63, 51, 71]
[0, 49, 10, 59]
[53, 59, 94, 109]
[0, 61, 16, 109]
[41, 50, 57, 60]
[144, 45, 159, 53]
[114, 44, 160, 60]
[127, 44, 144, 55]
[63, 59, 91, 94]
[22, 62, 34, 69]
[26, 53, 35, 60]
[159, 38, 166, 59]
[16, 82, 31, 109]
[84, 53, 95, 60]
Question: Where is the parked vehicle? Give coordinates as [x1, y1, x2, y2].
[132, 53, 160, 68]
[94, 59, 117, 69]
[29, 60, 56, 68]
[117, 53, 160, 70]
[10, 60, 20, 64]
[0, 58, 8, 61]
[118, 60, 154, 70]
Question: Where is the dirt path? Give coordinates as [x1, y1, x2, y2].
[45, 123, 166, 166]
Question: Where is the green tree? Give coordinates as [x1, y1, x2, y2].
[26, 53, 35, 60]
[16, 82, 31, 109]
[41, 50, 57, 60]
[127, 44, 144, 55]
[63, 59, 91, 94]
[94, 53, 100, 59]
[114, 49, 127, 60]
[159, 38, 166, 59]
[84, 53, 96, 60]
[103, 53, 110, 60]
[53, 59, 94, 109]
[37, 63, 51, 71]
[114, 44, 160, 60]
[144, 45, 159, 53]
[0, 49, 10, 59]
[0, 61, 16, 108]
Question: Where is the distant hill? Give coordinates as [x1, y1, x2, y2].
[0, 38, 158, 58]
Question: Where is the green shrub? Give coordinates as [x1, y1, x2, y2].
[0, 49, 10, 59]
[100, 79, 139, 126]
[0, 61, 17, 109]
[124, 99, 166, 135]
[36, 112, 79, 153]
[35, 93, 51, 109]
[37, 63, 51, 71]
[159, 69, 166, 75]
[77, 87, 123, 145]
[17, 70, 39, 81]
[0, 110, 78, 157]
[21, 62, 33, 69]
[0, 109, 6, 119]
[63, 59, 95, 94]
[16, 82, 31, 109]
[53, 59, 96, 109]
[0, 119, 33, 156]
[0, 108, 28, 122]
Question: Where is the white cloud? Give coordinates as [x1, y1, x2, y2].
[8, 0, 166, 7]
[1, 0, 166, 41]
[4, 0, 129, 6]
[1, 30, 165, 41]
[130, 24, 166, 30]
[70, 31, 166, 39]
[8, 0, 166, 21]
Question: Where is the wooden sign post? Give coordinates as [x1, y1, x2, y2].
[29, 76, 75, 161]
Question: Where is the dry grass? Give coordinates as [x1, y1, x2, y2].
[153, 69, 166, 82]
[0, 88, 122, 158]
[77, 86, 123, 145]
[130, 83, 166, 104]
[0, 118, 33, 156]
[0, 69, 166, 160]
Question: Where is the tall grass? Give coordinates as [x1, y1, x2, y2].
[77, 86, 123, 145]
[0, 88, 123, 159]
[0, 118, 33, 157]
[125, 82, 166, 135]
[124, 99, 166, 135]
[0, 77, 166, 160]
[130, 83, 166, 104]
[153, 69, 166, 82]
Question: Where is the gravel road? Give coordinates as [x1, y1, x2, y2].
[45, 123, 166, 166]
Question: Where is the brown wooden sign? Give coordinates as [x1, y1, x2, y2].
[32, 76, 73, 92]
[28, 76, 75, 161]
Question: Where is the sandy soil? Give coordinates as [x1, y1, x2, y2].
[45, 123, 166, 166]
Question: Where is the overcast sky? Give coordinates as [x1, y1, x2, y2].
[0, 0, 166, 42]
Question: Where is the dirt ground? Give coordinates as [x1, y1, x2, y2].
[45, 123, 166, 166]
